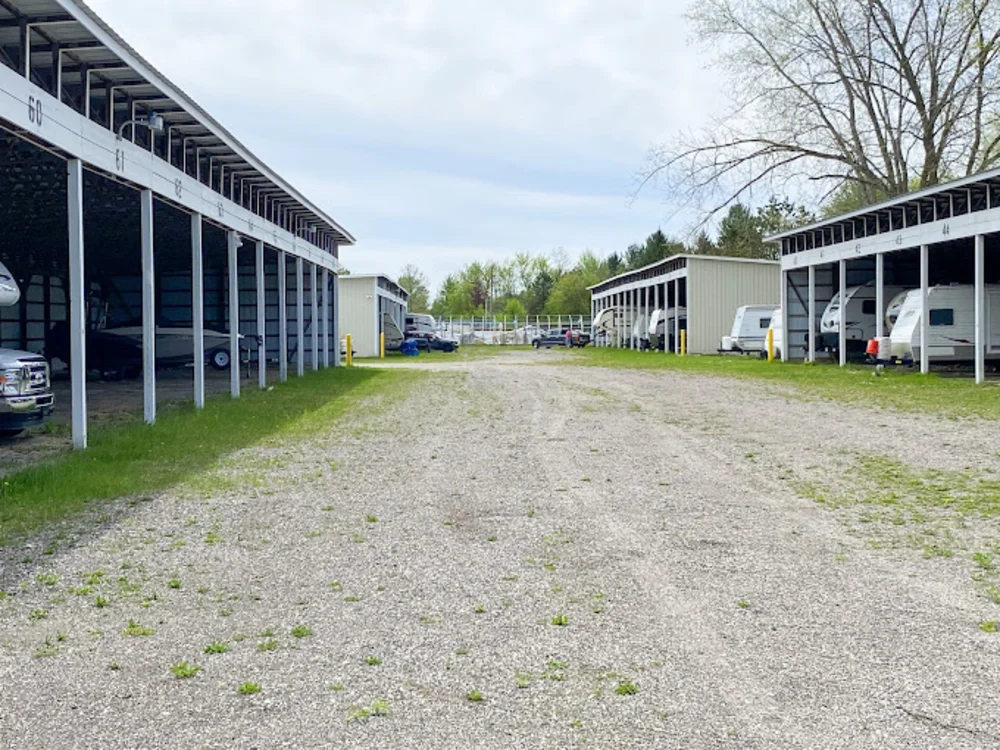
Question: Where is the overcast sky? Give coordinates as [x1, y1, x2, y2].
[87, 0, 723, 291]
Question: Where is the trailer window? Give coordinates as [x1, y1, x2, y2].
[862, 300, 876, 315]
[759, 318, 771, 329]
[929, 309, 954, 326]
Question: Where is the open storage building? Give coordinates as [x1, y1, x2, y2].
[337, 274, 409, 358]
[589, 254, 779, 355]
[767, 167, 1000, 382]
[0, 0, 355, 449]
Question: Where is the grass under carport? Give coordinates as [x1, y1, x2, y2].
[0, 366, 420, 546]
[571, 348, 1000, 421]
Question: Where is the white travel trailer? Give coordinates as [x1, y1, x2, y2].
[884, 290, 912, 333]
[593, 306, 623, 345]
[405, 312, 437, 335]
[631, 312, 648, 348]
[720, 305, 778, 353]
[890, 284, 1000, 363]
[648, 307, 687, 351]
[818, 282, 906, 356]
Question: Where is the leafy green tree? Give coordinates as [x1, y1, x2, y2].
[397, 264, 430, 313]
[503, 298, 527, 318]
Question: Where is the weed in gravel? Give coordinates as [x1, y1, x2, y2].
[473, 604, 487, 614]
[108, 663, 120, 671]
[443, 520, 455, 527]
[28, 608, 48, 622]
[196, 586, 210, 595]
[257, 639, 279, 652]
[344, 595, 361, 603]
[419, 615, 443, 626]
[550, 613, 569, 626]
[330, 682, 345, 691]
[305, 529, 323, 539]
[168, 579, 182, 590]
[33, 637, 60, 658]
[923, 545, 954, 559]
[237, 682, 261, 695]
[365, 655, 383, 666]
[170, 661, 201, 679]
[204, 530, 223, 545]
[486, 535, 497, 542]
[204, 641, 230, 654]
[291, 624, 313, 638]
[346, 698, 391, 723]
[258, 627, 275, 637]
[974, 552, 995, 570]
[981, 621, 998, 633]
[615, 680, 639, 696]
[515, 672, 534, 689]
[466, 689, 485, 703]
[322, 505, 335, 512]
[366, 515, 378, 524]
[329, 580, 343, 593]
[351, 533, 366, 544]
[527, 508, 535, 518]
[456, 647, 469, 656]
[232, 633, 248, 642]
[122, 619, 155, 637]
[68, 586, 93, 596]
[94, 596, 110, 609]
[547, 659, 569, 670]
[36, 573, 60, 587]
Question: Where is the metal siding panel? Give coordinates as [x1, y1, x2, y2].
[688, 259, 780, 354]
[337, 278, 378, 357]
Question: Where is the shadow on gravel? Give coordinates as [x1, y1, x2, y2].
[0, 366, 394, 552]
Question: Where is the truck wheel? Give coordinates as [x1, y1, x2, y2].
[211, 349, 231, 370]
[532, 340, 540, 349]
[0, 428, 23, 438]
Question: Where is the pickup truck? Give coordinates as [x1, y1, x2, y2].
[531, 328, 591, 349]
[0, 261, 54, 436]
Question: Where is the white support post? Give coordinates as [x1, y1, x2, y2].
[663, 282, 668, 352]
[322, 268, 330, 367]
[920, 244, 929, 374]
[296, 258, 305, 376]
[332, 273, 341, 366]
[780, 272, 789, 362]
[673, 280, 680, 354]
[807, 265, 816, 363]
[228, 231, 241, 398]
[311, 264, 319, 371]
[140, 190, 156, 424]
[255, 240, 266, 389]
[192, 214, 205, 409]
[975, 234, 985, 384]
[838, 260, 847, 367]
[875, 253, 885, 339]
[67, 159, 87, 449]
[278, 251, 288, 382]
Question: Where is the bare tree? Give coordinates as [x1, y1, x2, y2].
[643, 0, 1000, 218]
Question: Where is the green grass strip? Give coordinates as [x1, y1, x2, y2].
[0, 367, 417, 545]
[569, 348, 1000, 420]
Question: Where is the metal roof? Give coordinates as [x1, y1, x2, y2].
[764, 166, 1000, 252]
[342, 273, 410, 300]
[0, 0, 355, 248]
[588, 253, 778, 293]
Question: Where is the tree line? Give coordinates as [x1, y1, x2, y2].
[397, 196, 812, 317]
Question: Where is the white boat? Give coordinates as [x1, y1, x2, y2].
[382, 312, 405, 351]
[0, 261, 19, 307]
[100, 326, 239, 369]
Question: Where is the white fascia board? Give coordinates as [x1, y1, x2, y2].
[780, 206, 1000, 271]
[0, 62, 340, 273]
[375, 287, 408, 307]
[58, 0, 355, 246]
[591, 268, 687, 301]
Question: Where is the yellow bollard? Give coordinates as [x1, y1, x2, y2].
[680, 330, 687, 356]
[767, 328, 774, 362]
[380, 332, 385, 359]
[346, 334, 353, 367]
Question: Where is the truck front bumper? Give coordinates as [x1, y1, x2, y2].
[0, 393, 54, 429]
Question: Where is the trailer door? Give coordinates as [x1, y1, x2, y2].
[989, 291, 1000, 352]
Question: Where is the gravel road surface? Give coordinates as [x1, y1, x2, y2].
[1, 350, 998, 749]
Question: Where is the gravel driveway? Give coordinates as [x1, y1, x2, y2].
[1, 350, 999, 749]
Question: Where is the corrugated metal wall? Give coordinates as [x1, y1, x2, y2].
[338, 277, 377, 357]
[687, 259, 780, 354]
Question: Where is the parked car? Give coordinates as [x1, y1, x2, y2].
[408, 332, 459, 352]
[531, 329, 590, 349]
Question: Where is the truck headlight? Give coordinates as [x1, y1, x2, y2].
[0, 369, 22, 396]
